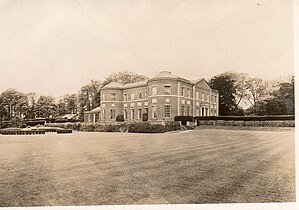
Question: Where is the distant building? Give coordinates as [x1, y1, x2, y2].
[84, 71, 219, 123]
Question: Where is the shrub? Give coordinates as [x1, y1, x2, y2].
[164, 121, 181, 131]
[128, 122, 166, 133]
[80, 123, 96, 132]
[116, 114, 125, 122]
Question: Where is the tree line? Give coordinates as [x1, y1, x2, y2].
[209, 72, 294, 116]
[0, 71, 294, 125]
[0, 71, 147, 124]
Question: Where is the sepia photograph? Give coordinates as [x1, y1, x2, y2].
[0, 0, 297, 209]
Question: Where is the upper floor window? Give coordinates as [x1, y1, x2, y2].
[131, 93, 135, 100]
[110, 93, 116, 101]
[152, 86, 157, 96]
[102, 93, 106, 101]
[164, 85, 171, 95]
[181, 87, 186, 96]
[144, 91, 148, 98]
[207, 94, 210, 101]
[138, 92, 142, 99]
[196, 91, 199, 99]
[201, 92, 205, 100]
[187, 89, 191, 98]
[124, 93, 128, 101]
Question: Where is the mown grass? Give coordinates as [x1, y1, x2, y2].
[0, 128, 295, 206]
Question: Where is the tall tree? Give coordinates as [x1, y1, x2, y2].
[209, 74, 238, 116]
[57, 94, 78, 115]
[26, 92, 37, 119]
[35, 96, 57, 118]
[0, 89, 28, 120]
[266, 76, 294, 115]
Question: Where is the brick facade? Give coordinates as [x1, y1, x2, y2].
[84, 71, 219, 123]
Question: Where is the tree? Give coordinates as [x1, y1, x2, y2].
[26, 92, 37, 119]
[209, 74, 238, 115]
[265, 76, 294, 115]
[35, 96, 57, 118]
[78, 80, 101, 120]
[227, 72, 250, 106]
[57, 94, 78, 116]
[0, 89, 28, 120]
[102, 71, 147, 87]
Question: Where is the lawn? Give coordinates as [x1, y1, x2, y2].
[0, 127, 295, 206]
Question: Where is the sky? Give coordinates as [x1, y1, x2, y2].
[0, 0, 294, 97]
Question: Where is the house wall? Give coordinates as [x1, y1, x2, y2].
[84, 73, 219, 123]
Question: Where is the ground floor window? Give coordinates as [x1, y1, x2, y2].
[181, 105, 185, 116]
[152, 105, 157, 118]
[196, 107, 199, 116]
[124, 109, 127, 120]
[145, 107, 148, 113]
[110, 109, 116, 119]
[137, 109, 142, 120]
[205, 108, 209, 116]
[131, 109, 135, 120]
[187, 106, 190, 116]
[102, 109, 106, 119]
[164, 105, 171, 118]
[201, 107, 205, 116]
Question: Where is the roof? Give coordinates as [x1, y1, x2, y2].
[101, 82, 124, 89]
[152, 71, 179, 79]
[84, 107, 101, 114]
[149, 71, 193, 84]
[123, 80, 148, 89]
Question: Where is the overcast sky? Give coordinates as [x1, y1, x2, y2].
[0, 0, 294, 97]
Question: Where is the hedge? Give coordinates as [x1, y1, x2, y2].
[193, 115, 295, 121]
[174, 116, 194, 122]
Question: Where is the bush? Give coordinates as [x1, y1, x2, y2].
[80, 124, 96, 132]
[11, 116, 24, 128]
[45, 122, 81, 131]
[128, 122, 166, 133]
[164, 121, 181, 131]
[116, 114, 125, 122]
[80, 123, 130, 132]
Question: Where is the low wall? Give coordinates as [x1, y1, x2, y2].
[195, 120, 295, 127]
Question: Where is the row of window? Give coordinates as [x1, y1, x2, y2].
[123, 91, 148, 101]
[103, 87, 217, 102]
[101, 105, 172, 120]
[180, 106, 217, 116]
